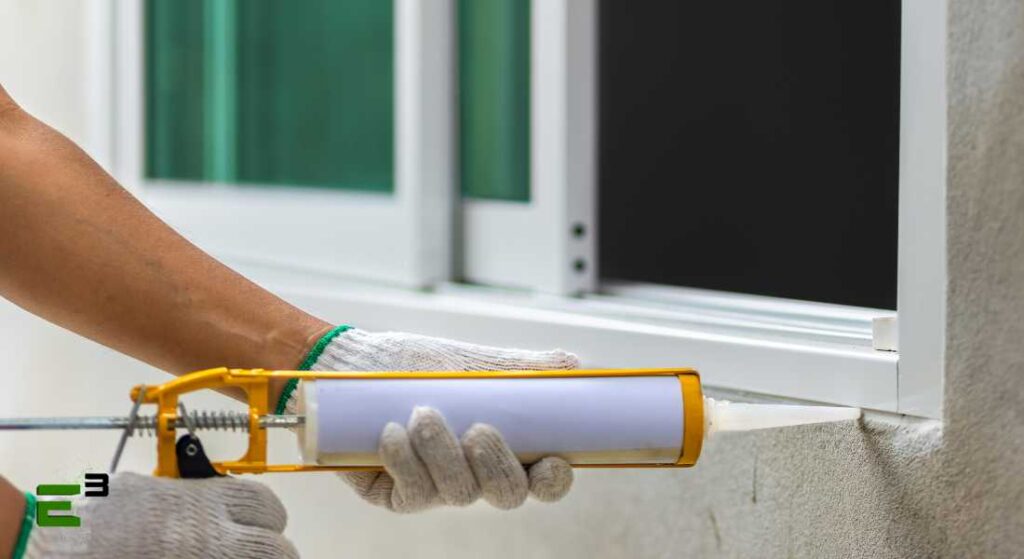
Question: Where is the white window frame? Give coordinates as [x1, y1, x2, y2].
[110, 0, 454, 289]
[452, 0, 946, 418]
[895, 0, 946, 418]
[87, 0, 945, 418]
[461, 0, 597, 295]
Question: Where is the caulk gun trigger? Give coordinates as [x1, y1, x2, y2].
[176, 434, 223, 479]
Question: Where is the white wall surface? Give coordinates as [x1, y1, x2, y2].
[0, 1, 90, 146]
[0, 0, 112, 168]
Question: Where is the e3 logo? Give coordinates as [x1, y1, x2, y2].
[36, 473, 109, 527]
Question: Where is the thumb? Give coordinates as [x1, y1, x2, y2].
[527, 457, 573, 502]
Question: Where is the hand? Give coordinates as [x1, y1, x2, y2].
[301, 327, 580, 373]
[345, 407, 574, 513]
[23, 473, 298, 559]
[284, 327, 578, 512]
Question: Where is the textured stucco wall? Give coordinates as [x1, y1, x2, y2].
[1, 0, 1022, 557]
[942, 0, 1024, 555]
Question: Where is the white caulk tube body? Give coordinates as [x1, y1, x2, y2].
[294, 372, 862, 469]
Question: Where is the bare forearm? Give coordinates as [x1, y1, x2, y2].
[0, 476, 25, 559]
[0, 89, 330, 398]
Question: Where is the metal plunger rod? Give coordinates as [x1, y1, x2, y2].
[0, 415, 305, 431]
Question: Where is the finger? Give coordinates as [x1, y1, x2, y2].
[459, 344, 581, 371]
[339, 471, 395, 509]
[221, 525, 301, 559]
[506, 348, 579, 371]
[212, 477, 289, 532]
[109, 471, 153, 493]
[407, 407, 480, 506]
[461, 424, 529, 510]
[528, 457, 574, 502]
[379, 421, 439, 512]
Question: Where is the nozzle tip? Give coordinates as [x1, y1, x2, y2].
[705, 397, 861, 437]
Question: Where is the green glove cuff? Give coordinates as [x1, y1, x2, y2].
[11, 492, 35, 559]
[274, 325, 352, 415]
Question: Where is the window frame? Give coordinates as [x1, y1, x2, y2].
[895, 0, 947, 418]
[460, 0, 597, 295]
[231, 264, 899, 412]
[110, 0, 455, 289]
[90, 0, 946, 418]
[457, 0, 946, 418]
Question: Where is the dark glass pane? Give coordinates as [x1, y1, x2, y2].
[599, 1, 901, 309]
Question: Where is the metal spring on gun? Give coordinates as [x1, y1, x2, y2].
[127, 410, 252, 436]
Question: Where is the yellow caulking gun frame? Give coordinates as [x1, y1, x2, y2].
[136, 367, 705, 478]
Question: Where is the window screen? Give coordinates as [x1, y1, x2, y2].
[145, 0, 393, 191]
[458, 0, 530, 202]
[598, 1, 901, 309]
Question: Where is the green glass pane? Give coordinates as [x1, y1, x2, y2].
[459, 0, 530, 201]
[145, 0, 393, 192]
[236, 0, 393, 191]
[146, 0, 205, 181]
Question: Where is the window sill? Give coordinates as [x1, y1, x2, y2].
[232, 260, 898, 413]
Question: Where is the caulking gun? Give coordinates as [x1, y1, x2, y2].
[0, 368, 860, 478]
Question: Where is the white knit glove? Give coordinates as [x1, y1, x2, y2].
[304, 327, 580, 373]
[284, 327, 578, 513]
[24, 473, 298, 559]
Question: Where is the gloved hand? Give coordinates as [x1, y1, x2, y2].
[22, 473, 297, 559]
[350, 406, 573, 513]
[280, 326, 578, 513]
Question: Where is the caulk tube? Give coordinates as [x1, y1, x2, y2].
[293, 371, 861, 468]
[295, 371, 706, 467]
